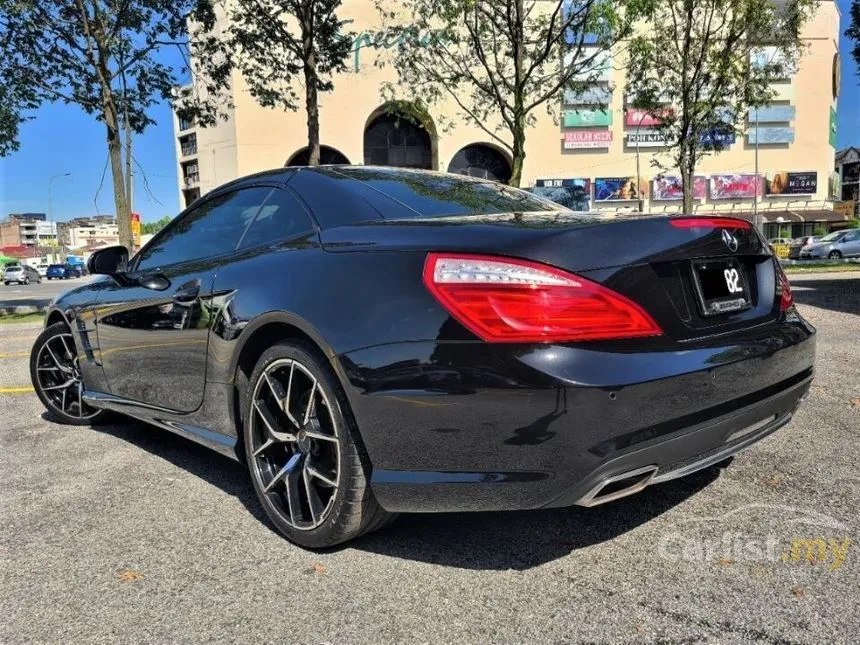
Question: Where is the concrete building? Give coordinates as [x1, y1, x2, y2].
[173, 0, 847, 238]
[0, 213, 51, 247]
[58, 216, 120, 250]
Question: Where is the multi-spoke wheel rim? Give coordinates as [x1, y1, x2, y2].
[249, 359, 341, 531]
[34, 333, 99, 420]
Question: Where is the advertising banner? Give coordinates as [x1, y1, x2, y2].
[563, 130, 613, 149]
[594, 177, 648, 201]
[625, 108, 669, 127]
[764, 172, 817, 196]
[563, 86, 612, 105]
[709, 174, 761, 200]
[131, 213, 141, 248]
[567, 47, 612, 82]
[830, 107, 837, 148]
[532, 178, 591, 211]
[829, 171, 842, 200]
[652, 176, 707, 201]
[700, 130, 736, 147]
[747, 126, 795, 144]
[748, 105, 796, 122]
[563, 109, 612, 127]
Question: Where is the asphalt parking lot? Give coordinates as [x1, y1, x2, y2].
[1, 273, 858, 644]
[0, 274, 94, 310]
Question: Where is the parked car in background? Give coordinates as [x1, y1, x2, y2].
[799, 230, 860, 259]
[767, 237, 792, 247]
[46, 264, 82, 280]
[787, 236, 821, 260]
[3, 264, 42, 285]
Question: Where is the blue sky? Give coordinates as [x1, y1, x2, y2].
[1, 0, 859, 224]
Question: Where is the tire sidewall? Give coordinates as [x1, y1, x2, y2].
[243, 342, 364, 548]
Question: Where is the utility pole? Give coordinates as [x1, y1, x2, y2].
[753, 106, 761, 233]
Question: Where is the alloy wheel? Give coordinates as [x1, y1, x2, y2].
[248, 358, 341, 531]
[33, 332, 99, 420]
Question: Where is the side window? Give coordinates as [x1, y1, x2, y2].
[237, 188, 314, 250]
[136, 187, 273, 271]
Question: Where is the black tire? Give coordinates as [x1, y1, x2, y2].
[828, 250, 842, 260]
[23, 277, 29, 285]
[243, 341, 395, 548]
[30, 322, 106, 426]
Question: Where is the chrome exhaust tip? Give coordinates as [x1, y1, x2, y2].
[575, 465, 659, 507]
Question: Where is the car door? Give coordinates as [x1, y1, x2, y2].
[93, 186, 274, 412]
[841, 230, 860, 257]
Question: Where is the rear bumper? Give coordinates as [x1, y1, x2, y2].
[337, 314, 815, 513]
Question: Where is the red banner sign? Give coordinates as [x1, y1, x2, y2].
[625, 108, 670, 127]
[563, 130, 613, 149]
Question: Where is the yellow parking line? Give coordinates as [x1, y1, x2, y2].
[0, 386, 34, 394]
[0, 352, 29, 358]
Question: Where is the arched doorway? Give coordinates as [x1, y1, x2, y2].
[286, 145, 350, 166]
[364, 110, 434, 169]
[447, 144, 512, 183]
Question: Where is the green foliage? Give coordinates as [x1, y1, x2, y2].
[848, 1, 860, 78]
[847, 219, 860, 230]
[813, 226, 827, 236]
[142, 215, 173, 235]
[375, 0, 642, 187]
[625, 0, 817, 211]
[778, 226, 791, 238]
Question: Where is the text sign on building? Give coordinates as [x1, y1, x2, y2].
[749, 105, 796, 122]
[626, 131, 667, 147]
[652, 176, 707, 201]
[710, 174, 761, 200]
[563, 86, 612, 105]
[563, 130, 613, 149]
[563, 109, 612, 127]
[624, 108, 669, 127]
[747, 126, 795, 145]
[765, 172, 818, 196]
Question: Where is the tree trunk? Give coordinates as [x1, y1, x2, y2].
[105, 113, 132, 250]
[679, 141, 694, 215]
[509, 124, 526, 188]
[302, 9, 320, 166]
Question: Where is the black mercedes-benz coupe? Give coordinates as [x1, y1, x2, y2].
[30, 166, 815, 548]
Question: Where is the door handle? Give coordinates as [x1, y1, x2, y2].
[173, 279, 201, 304]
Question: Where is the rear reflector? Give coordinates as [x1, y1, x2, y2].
[423, 253, 662, 343]
[775, 261, 794, 311]
[670, 217, 751, 230]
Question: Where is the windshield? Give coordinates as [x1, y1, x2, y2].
[818, 231, 847, 242]
[48, 265, 64, 269]
[5, 267, 21, 272]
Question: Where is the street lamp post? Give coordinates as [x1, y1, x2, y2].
[48, 172, 71, 259]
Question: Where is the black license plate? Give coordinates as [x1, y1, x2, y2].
[691, 259, 751, 316]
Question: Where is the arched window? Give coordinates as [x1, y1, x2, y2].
[286, 146, 350, 166]
[447, 144, 512, 183]
[364, 113, 433, 169]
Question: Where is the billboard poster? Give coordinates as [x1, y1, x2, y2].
[594, 177, 648, 201]
[563, 130, 613, 149]
[765, 171, 817, 196]
[563, 109, 612, 127]
[563, 86, 612, 105]
[625, 108, 669, 127]
[747, 126, 795, 144]
[652, 176, 707, 201]
[709, 174, 761, 200]
[532, 178, 591, 211]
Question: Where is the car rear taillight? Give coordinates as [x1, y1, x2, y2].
[775, 262, 794, 311]
[669, 217, 751, 230]
[423, 253, 662, 343]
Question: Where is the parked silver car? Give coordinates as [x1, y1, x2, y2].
[799, 229, 860, 259]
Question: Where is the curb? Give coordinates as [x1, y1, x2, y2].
[0, 305, 48, 317]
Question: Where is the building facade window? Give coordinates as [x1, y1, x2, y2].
[364, 113, 433, 169]
[286, 146, 350, 166]
[447, 144, 512, 183]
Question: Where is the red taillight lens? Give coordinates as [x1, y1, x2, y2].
[423, 253, 662, 343]
[775, 262, 794, 311]
[669, 217, 751, 230]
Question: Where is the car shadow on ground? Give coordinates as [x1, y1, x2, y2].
[84, 414, 720, 570]
[790, 275, 860, 316]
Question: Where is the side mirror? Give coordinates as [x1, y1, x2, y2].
[87, 246, 129, 276]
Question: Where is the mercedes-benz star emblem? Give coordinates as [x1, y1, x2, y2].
[721, 228, 739, 252]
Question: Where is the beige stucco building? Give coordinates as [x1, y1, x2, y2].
[174, 0, 848, 238]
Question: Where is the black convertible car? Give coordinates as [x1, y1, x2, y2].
[30, 166, 815, 548]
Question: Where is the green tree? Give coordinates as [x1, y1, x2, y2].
[142, 215, 174, 235]
[226, 0, 353, 166]
[0, 0, 231, 249]
[848, 1, 860, 79]
[375, 0, 640, 187]
[625, 0, 816, 214]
